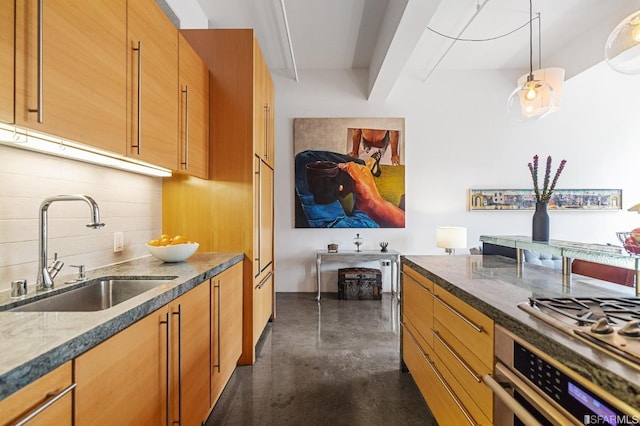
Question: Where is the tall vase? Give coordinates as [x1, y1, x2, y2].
[532, 202, 549, 242]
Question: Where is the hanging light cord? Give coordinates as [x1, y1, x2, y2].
[528, 0, 533, 76]
[426, 15, 538, 43]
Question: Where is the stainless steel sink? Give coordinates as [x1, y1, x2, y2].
[9, 277, 176, 312]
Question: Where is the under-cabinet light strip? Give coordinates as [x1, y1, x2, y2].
[0, 123, 172, 177]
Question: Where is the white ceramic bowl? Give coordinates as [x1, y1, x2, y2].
[146, 242, 199, 262]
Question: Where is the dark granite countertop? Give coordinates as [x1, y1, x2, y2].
[402, 254, 640, 410]
[0, 252, 243, 401]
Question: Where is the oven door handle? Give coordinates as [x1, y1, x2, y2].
[486, 362, 579, 426]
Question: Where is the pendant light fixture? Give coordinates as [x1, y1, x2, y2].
[605, 10, 640, 74]
[507, 0, 555, 121]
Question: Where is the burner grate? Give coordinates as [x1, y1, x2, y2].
[529, 297, 640, 326]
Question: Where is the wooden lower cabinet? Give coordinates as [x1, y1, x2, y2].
[253, 268, 274, 348]
[172, 281, 211, 426]
[75, 280, 212, 425]
[75, 307, 167, 425]
[0, 362, 73, 426]
[211, 263, 243, 405]
[403, 325, 475, 425]
[401, 264, 494, 425]
[401, 265, 433, 350]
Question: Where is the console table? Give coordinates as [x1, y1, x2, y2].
[480, 235, 640, 295]
[315, 250, 401, 301]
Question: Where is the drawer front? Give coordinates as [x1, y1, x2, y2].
[0, 362, 73, 426]
[402, 264, 433, 290]
[402, 266, 433, 349]
[432, 322, 493, 422]
[402, 326, 480, 426]
[433, 286, 494, 368]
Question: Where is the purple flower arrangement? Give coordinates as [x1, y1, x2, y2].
[528, 155, 567, 203]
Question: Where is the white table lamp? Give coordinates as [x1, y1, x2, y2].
[436, 227, 467, 255]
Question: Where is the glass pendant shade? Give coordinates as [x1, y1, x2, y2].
[605, 10, 640, 74]
[507, 74, 555, 121]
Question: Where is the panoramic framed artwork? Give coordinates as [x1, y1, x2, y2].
[294, 117, 405, 228]
[469, 189, 622, 211]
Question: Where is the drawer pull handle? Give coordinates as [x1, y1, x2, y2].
[402, 325, 477, 426]
[401, 271, 432, 294]
[431, 329, 481, 383]
[434, 294, 484, 333]
[14, 382, 76, 426]
[256, 270, 274, 289]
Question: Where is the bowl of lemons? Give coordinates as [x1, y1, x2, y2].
[146, 234, 199, 262]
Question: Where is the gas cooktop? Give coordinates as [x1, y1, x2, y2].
[519, 296, 640, 367]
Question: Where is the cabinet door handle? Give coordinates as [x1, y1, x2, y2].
[433, 294, 484, 333]
[431, 329, 481, 383]
[171, 306, 182, 425]
[160, 313, 170, 426]
[181, 86, 189, 169]
[403, 324, 477, 426]
[213, 280, 221, 373]
[255, 158, 262, 274]
[401, 272, 432, 294]
[27, 0, 44, 123]
[13, 382, 76, 426]
[264, 104, 270, 161]
[132, 41, 142, 154]
[483, 366, 544, 426]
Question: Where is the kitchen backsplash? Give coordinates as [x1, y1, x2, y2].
[0, 145, 162, 292]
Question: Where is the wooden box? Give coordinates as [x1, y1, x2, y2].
[338, 267, 382, 300]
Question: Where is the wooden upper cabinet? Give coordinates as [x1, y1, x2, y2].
[253, 39, 274, 167]
[178, 33, 209, 179]
[14, 0, 127, 153]
[0, 0, 14, 124]
[127, 0, 178, 170]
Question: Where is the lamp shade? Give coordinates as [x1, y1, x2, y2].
[628, 202, 640, 213]
[606, 10, 640, 74]
[517, 67, 564, 112]
[507, 75, 556, 121]
[436, 227, 467, 250]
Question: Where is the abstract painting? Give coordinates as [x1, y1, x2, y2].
[294, 118, 405, 228]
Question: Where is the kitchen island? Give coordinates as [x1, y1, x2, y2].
[402, 254, 640, 418]
[0, 252, 243, 402]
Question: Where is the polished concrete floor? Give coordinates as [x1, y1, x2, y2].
[205, 292, 435, 425]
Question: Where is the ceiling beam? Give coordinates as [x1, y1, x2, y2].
[367, 0, 442, 100]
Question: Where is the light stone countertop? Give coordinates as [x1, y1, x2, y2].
[402, 254, 640, 410]
[0, 252, 243, 400]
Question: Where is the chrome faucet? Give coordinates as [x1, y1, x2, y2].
[36, 195, 105, 292]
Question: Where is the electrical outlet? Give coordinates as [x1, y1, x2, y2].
[113, 232, 124, 253]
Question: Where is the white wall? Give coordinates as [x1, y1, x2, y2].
[0, 146, 162, 292]
[273, 63, 640, 292]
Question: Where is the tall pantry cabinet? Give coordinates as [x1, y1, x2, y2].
[165, 29, 275, 365]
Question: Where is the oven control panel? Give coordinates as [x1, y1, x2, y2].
[514, 342, 634, 425]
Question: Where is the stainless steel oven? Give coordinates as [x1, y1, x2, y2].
[488, 325, 640, 426]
